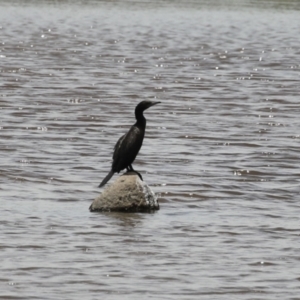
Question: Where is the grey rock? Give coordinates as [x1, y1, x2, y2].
[90, 172, 159, 212]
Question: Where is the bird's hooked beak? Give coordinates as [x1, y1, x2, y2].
[149, 101, 161, 108]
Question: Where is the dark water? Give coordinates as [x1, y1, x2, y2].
[1, 1, 300, 299]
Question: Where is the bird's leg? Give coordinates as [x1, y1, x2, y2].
[134, 170, 143, 181]
[129, 164, 143, 181]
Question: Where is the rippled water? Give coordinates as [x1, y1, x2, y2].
[1, 1, 300, 299]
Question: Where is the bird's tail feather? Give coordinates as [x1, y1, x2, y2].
[99, 170, 114, 187]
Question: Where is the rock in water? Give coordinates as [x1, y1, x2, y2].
[89, 172, 159, 212]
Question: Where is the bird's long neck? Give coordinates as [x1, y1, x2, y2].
[135, 109, 146, 130]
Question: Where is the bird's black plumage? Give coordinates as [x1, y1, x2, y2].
[99, 100, 160, 187]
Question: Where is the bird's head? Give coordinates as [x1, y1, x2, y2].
[135, 100, 161, 113]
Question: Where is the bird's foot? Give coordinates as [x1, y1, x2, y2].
[134, 170, 143, 181]
[126, 165, 143, 181]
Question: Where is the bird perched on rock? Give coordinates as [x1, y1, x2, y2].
[99, 100, 160, 187]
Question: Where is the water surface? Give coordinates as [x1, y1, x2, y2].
[1, 1, 300, 299]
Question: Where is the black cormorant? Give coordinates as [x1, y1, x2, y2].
[99, 100, 160, 187]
